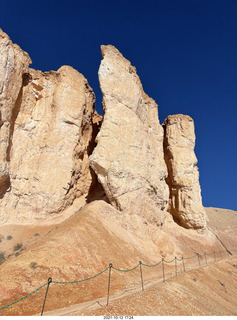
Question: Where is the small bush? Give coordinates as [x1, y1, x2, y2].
[34, 233, 40, 237]
[0, 235, 3, 243]
[14, 243, 22, 251]
[30, 262, 37, 269]
[7, 235, 12, 240]
[0, 252, 5, 265]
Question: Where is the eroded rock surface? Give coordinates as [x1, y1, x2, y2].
[0, 30, 96, 224]
[163, 114, 207, 229]
[90, 45, 169, 225]
[0, 29, 31, 197]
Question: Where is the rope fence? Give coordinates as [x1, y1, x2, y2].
[0, 248, 236, 315]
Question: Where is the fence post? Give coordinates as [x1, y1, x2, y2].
[182, 257, 186, 272]
[106, 263, 112, 306]
[204, 253, 207, 266]
[197, 253, 201, 267]
[162, 258, 165, 282]
[41, 277, 52, 316]
[175, 257, 177, 277]
[139, 261, 144, 291]
[214, 251, 216, 262]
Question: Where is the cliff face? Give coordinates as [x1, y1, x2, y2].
[0, 29, 97, 224]
[0, 29, 207, 230]
[0, 29, 31, 197]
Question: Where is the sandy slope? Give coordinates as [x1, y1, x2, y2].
[43, 257, 237, 316]
[0, 203, 236, 316]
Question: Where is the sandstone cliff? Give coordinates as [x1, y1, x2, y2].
[163, 114, 207, 229]
[0, 29, 207, 230]
[0, 29, 31, 198]
[0, 29, 97, 224]
[90, 45, 169, 226]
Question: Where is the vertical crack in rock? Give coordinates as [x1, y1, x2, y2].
[86, 111, 109, 203]
[163, 114, 207, 229]
[89, 45, 169, 225]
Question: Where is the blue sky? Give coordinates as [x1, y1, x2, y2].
[1, 0, 236, 210]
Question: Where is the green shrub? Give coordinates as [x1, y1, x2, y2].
[7, 235, 12, 240]
[0, 252, 5, 265]
[14, 243, 22, 251]
[30, 262, 37, 269]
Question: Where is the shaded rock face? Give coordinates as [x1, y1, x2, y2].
[0, 30, 96, 224]
[163, 114, 207, 229]
[90, 45, 169, 225]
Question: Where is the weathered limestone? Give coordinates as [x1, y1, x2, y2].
[163, 114, 207, 229]
[90, 45, 169, 225]
[0, 30, 96, 224]
[0, 29, 31, 197]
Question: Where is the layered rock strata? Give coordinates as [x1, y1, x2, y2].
[0, 30, 96, 224]
[163, 114, 207, 229]
[90, 45, 169, 225]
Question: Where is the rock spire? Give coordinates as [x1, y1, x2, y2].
[163, 114, 207, 229]
[90, 45, 170, 225]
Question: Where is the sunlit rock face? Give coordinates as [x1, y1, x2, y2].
[90, 45, 170, 225]
[0, 29, 96, 224]
[0, 29, 31, 197]
[163, 114, 207, 229]
[0, 29, 208, 230]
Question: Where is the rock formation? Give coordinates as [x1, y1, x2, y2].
[0, 29, 31, 197]
[90, 45, 169, 225]
[0, 29, 97, 224]
[0, 29, 207, 230]
[163, 114, 207, 229]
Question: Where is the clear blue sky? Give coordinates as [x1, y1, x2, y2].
[1, 0, 236, 210]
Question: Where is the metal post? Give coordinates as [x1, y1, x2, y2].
[41, 277, 52, 316]
[197, 253, 200, 267]
[162, 258, 165, 282]
[204, 253, 207, 266]
[106, 263, 112, 306]
[182, 257, 186, 272]
[139, 261, 144, 291]
[214, 251, 216, 262]
[175, 257, 177, 277]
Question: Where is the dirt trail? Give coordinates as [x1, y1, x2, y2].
[41, 256, 237, 316]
